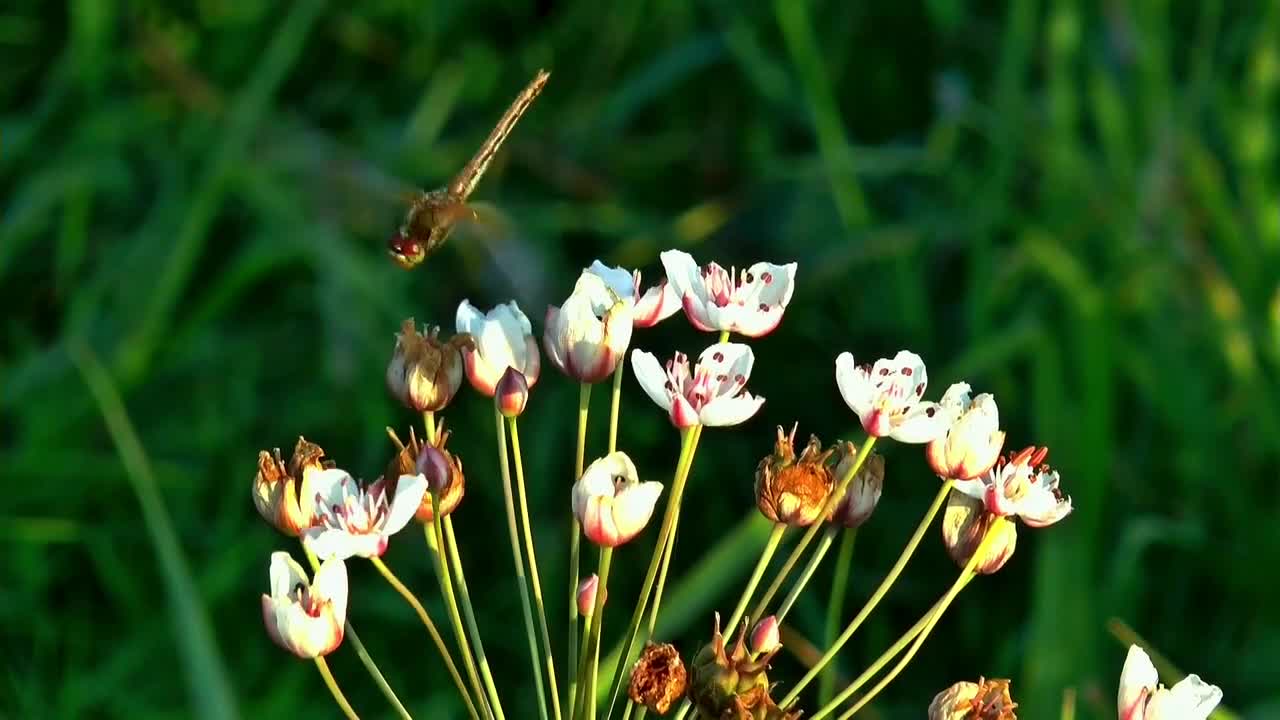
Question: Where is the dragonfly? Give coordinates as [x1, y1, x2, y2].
[387, 69, 551, 270]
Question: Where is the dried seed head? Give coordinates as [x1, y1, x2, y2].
[929, 677, 1018, 719]
[627, 642, 688, 716]
[386, 319, 474, 412]
[755, 425, 835, 527]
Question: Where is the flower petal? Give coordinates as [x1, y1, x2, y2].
[311, 557, 349, 625]
[699, 393, 765, 426]
[269, 551, 309, 598]
[887, 401, 948, 443]
[303, 527, 360, 561]
[610, 481, 664, 543]
[1118, 645, 1159, 720]
[697, 342, 754, 396]
[308, 468, 354, 509]
[384, 473, 428, 536]
[587, 260, 636, 300]
[658, 250, 702, 303]
[455, 299, 485, 334]
[1162, 675, 1223, 719]
[835, 353, 872, 417]
[630, 350, 674, 412]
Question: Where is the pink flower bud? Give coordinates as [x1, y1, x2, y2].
[577, 574, 603, 617]
[750, 616, 781, 655]
[416, 445, 453, 494]
[496, 367, 530, 418]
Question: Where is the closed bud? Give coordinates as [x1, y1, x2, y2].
[418, 445, 454, 495]
[385, 426, 466, 522]
[941, 490, 1018, 575]
[927, 384, 1005, 480]
[577, 574, 604, 617]
[929, 678, 1018, 720]
[628, 642, 688, 715]
[827, 442, 885, 528]
[496, 367, 530, 418]
[755, 425, 835, 527]
[689, 614, 780, 719]
[750, 616, 781, 655]
[386, 319, 474, 412]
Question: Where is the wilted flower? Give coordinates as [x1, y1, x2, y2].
[544, 272, 635, 383]
[941, 492, 1019, 575]
[385, 426, 466, 522]
[754, 425, 834, 527]
[572, 452, 664, 547]
[496, 367, 531, 418]
[628, 642, 688, 716]
[927, 383, 1005, 480]
[688, 613, 785, 719]
[750, 616, 781, 655]
[631, 343, 765, 429]
[252, 437, 331, 536]
[577, 574, 603, 617]
[587, 260, 680, 328]
[1118, 645, 1222, 720]
[929, 677, 1018, 719]
[385, 319, 474, 412]
[952, 446, 1073, 527]
[835, 350, 948, 442]
[827, 442, 885, 529]
[303, 470, 426, 560]
[261, 552, 347, 658]
[456, 300, 541, 396]
[660, 250, 798, 337]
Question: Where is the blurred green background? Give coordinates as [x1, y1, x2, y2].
[3, 0, 1278, 718]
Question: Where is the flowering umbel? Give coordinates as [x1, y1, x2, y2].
[754, 425, 834, 527]
[456, 299, 541, 396]
[632, 343, 765, 428]
[929, 678, 1019, 720]
[688, 613, 793, 720]
[1118, 645, 1222, 720]
[303, 469, 426, 560]
[385, 319, 474, 412]
[628, 643, 688, 716]
[835, 350, 948, 442]
[927, 383, 1005, 480]
[572, 452, 664, 547]
[252, 437, 331, 536]
[544, 271, 635, 383]
[827, 442, 885, 529]
[261, 552, 348, 659]
[661, 250, 798, 337]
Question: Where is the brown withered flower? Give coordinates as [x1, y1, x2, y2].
[253, 437, 333, 536]
[386, 319, 475, 413]
[754, 424, 835, 527]
[928, 677, 1018, 720]
[385, 424, 466, 522]
[628, 642, 688, 715]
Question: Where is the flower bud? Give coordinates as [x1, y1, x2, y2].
[929, 677, 1018, 719]
[688, 614, 780, 719]
[577, 574, 604, 617]
[386, 319, 474, 412]
[417, 445, 454, 495]
[927, 384, 1005, 480]
[385, 426, 465, 522]
[827, 442, 885, 529]
[572, 452, 664, 548]
[754, 425, 835, 527]
[750, 616, 781, 655]
[941, 490, 1018, 575]
[627, 642, 688, 716]
[496, 367, 530, 418]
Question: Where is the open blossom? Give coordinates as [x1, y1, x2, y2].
[456, 300, 541, 396]
[261, 552, 348, 658]
[927, 383, 1005, 480]
[572, 452, 664, 547]
[660, 250, 797, 337]
[632, 343, 765, 428]
[1118, 645, 1222, 720]
[952, 446, 1072, 527]
[835, 351, 948, 442]
[544, 272, 634, 383]
[303, 469, 426, 560]
[587, 260, 680, 328]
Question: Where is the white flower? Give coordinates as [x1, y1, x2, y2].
[660, 250, 797, 337]
[835, 350, 947, 442]
[456, 300, 541, 396]
[951, 446, 1073, 527]
[926, 383, 1006, 479]
[587, 260, 680, 328]
[571, 452, 664, 547]
[261, 552, 348, 658]
[303, 469, 426, 560]
[1118, 645, 1222, 720]
[544, 272, 635, 383]
[631, 343, 765, 428]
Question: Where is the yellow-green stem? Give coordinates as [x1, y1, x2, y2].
[568, 383, 592, 720]
[776, 525, 840, 623]
[368, 555, 480, 720]
[817, 529, 857, 705]
[445, 517, 508, 720]
[724, 524, 788, 635]
[778, 476, 951, 708]
[495, 407, 551, 720]
[315, 655, 360, 720]
[577, 547, 613, 720]
[424, 411, 438, 445]
[608, 353, 625, 453]
[428, 503, 491, 720]
[749, 438, 877, 625]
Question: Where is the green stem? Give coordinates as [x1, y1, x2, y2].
[631, 486, 684, 720]
[445, 517, 508, 720]
[778, 477, 952, 708]
[608, 354, 625, 453]
[724, 524, 788, 634]
[817, 529, 857, 705]
[568, 382, 592, 720]
[424, 411, 438, 445]
[749, 438, 877, 625]
[601, 426, 702, 718]
[825, 523, 999, 720]
[495, 408, 551, 720]
[578, 547, 614, 720]
[509, 417, 564, 720]
[775, 525, 840, 624]
[428, 505, 491, 720]
[315, 655, 361, 720]
[369, 556, 479, 720]
[301, 544, 412, 720]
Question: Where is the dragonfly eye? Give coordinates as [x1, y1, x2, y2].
[387, 232, 426, 269]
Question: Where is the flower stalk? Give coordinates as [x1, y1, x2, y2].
[577, 547, 613, 720]
[314, 655, 361, 720]
[775, 524, 840, 623]
[818, 528, 857, 705]
[427, 496, 492, 720]
[567, 383, 592, 720]
[723, 523, 787, 638]
[444, 517, 508, 720]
